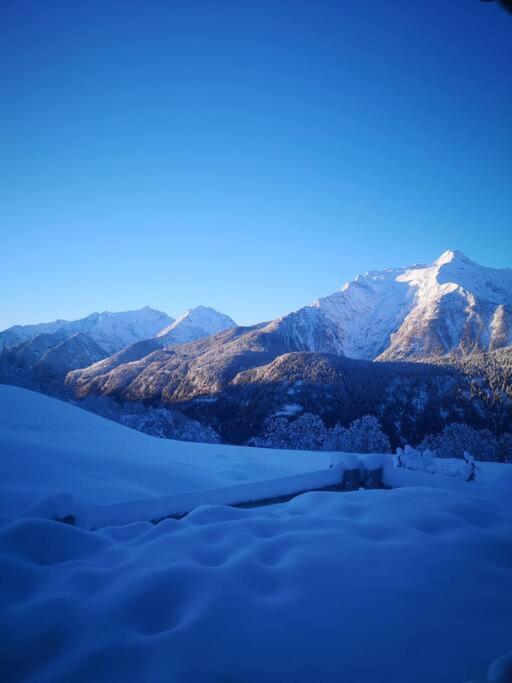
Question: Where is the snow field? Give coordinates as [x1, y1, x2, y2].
[2, 487, 512, 682]
[2, 385, 512, 682]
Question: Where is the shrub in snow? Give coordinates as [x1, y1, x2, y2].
[462, 452, 476, 482]
[175, 419, 220, 444]
[396, 446, 479, 482]
[395, 445, 434, 472]
[418, 432, 442, 453]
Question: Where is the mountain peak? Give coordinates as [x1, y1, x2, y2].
[174, 305, 218, 322]
[156, 306, 236, 346]
[434, 249, 470, 267]
[281, 250, 512, 361]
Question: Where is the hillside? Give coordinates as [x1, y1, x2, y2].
[0, 385, 328, 515]
[66, 336, 512, 448]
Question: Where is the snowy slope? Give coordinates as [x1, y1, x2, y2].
[156, 305, 236, 346]
[0, 385, 329, 515]
[267, 250, 512, 360]
[2, 385, 512, 682]
[0, 306, 174, 354]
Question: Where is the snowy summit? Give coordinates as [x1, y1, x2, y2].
[266, 249, 512, 360]
[156, 306, 236, 346]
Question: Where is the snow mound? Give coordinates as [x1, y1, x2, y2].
[1, 487, 512, 682]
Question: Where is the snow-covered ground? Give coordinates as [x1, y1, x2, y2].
[0, 385, 330, 516]
[1, 385, 512, 683]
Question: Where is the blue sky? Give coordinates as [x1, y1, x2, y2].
[1, 0, 511, 329]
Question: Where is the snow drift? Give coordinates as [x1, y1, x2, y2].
[1, 385, 512, 683]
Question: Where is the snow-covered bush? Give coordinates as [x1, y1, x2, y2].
[323, 424, 347, 451]
[396, 446, 477, 481]
[462, 452, 476, 482]
[395, 445, 434, 472]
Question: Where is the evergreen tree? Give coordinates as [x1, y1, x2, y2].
[328, 415, 391, 454]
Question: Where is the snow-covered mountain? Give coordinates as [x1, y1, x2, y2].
[0, 306, 174, 355]
[0, 330, 108, 390]
[0, 305, 237, 396]
[7, 250, 508, 368]
[266, 250, 512, 360]
[0, 305, 237, 357]
[66, 250, 512, 416]
[156, 306, 236, 346]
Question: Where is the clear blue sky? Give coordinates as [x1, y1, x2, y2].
[1, 0, 511, 329]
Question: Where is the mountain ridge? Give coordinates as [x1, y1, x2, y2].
[2, 249, 511, 450]
[263, 249, 512, 360]
[65, 250, 512, 414]
[0, 304, 237, 394]
[0, 306, 174, 354]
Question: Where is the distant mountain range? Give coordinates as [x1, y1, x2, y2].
[2, 250, 511, 449]
[66, 250, 512, 398]
[0, 306, 173, 355]
[0, 305, 236, 392]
